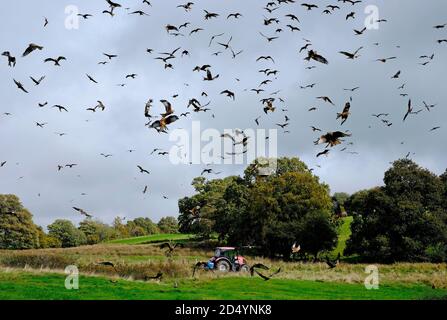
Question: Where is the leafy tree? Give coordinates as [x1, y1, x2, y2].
[79, 220, 117, 244]
[441, 169, 447, 209]
[240, 168, 336, 258]
[158, 216, 179, 234]
[37, 226, 61, 248]
[0, 195, 41, 249]
[346, 159, 447, 262]
[178, 157, 337, 259]
[131, 217, 159, 235]
[48, 219, 86, 248]
[112, 217, 130, 238]
[332, 192, 350, 216]
[178, 176, 239, 237]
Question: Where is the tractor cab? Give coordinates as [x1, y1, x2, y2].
[207, 247, 249, 272]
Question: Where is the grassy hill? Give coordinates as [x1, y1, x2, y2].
[333, 216, 353, 257]
[107, 233, 195, 245]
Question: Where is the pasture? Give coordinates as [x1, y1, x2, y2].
[0, 229, 446, 300]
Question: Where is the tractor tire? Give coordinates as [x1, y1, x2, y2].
[216, 260, 231, 273]
[240, 264, 250, 273]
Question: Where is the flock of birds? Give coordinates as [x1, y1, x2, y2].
[1, 0, 446, 223]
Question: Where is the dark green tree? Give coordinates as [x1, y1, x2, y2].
[346, 159, 447, 262]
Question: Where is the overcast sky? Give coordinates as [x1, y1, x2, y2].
[0, 0, 446, 228]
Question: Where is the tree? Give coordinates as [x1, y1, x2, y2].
[0, 195, 41, 249]
[158, 217, 179, 234]
[112, 217, 130, 238]
[346, 159, 447, 262]
[131, 217, 159, 235]
[79, 219, 116, 245]
[239, 168, 336, 258]
[440, 169, 447, 209]
[48, 220, 86, 248]
[178, 157, 338, 259]
[332, 192, 350, 216]
[37, 226, 61, 248]
[178, 176, 239, 237]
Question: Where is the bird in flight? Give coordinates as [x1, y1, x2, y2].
[13, 79, 28, 93]
[44, 56, 67, 66]
[137, 165, 150, 174]
[73, 207, 93, 218]
[22, 43, 43, 57]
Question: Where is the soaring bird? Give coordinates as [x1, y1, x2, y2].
[103, 53, 118, 60]
[316, 131, 352, 147]
[291, 243, 301, 254]
[97, 261, 118, 272]
[391, 70, 401, 79]
[254, 268, 281, 281]
[403, 99, 413, 122]
[305, 50, 328, 64]
[220, 90, 235, 100]
[339, 47, 363, 59]
[302, 3, 318, 10]
[376, 57, 396, 63]
[317, 149, 330, 158]
[227, 13, 243, 19]
[159, 242, 183, 256]
[145, 272, 163, 281]
[22, 43, 44, 57]
[192, 261, 210, 277]
[73, 207, 92, 218]
[317, 96, 335, 105]
[2, 51, 16, 67]
[44, 56, 66, 66]
[137, 165, 150, 174]
[160, 100, 174, 117]
[250, 263, 270, 276]
[106, 0, 122, 9]
[204, 10, 219, 20]
[203, 69, 219, 81]
[13, 79, 28, 93]
[52, 105, 69, 112]
[30, 76, 45, 85]
[86, 74, 98, 83]
[336, 101, 352, 125]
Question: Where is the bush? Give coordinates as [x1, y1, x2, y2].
[0, 253, 76, 269]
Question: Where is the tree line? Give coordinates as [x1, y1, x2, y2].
[1, 157, 446, 263]
[0, 197, 179, 249]
[178, 157, 447, 263]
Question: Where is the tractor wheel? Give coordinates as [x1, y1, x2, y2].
[216, 260, 231, 273]
[240, 264, 250, 273]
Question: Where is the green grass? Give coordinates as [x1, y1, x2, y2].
[107, 234, 194, 245]
[0, 271, 445, 300]
[333, 216, 353, 258]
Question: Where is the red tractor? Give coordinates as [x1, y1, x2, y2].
[206, 247, 250, 272]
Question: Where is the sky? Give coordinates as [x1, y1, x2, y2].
[0, 0, 446, 228]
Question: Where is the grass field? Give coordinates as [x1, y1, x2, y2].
[107, 233, 195, 245]
[333, 216, 353, 258]
[0, 270, 445, 300]
[1, 226, 446, 300]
